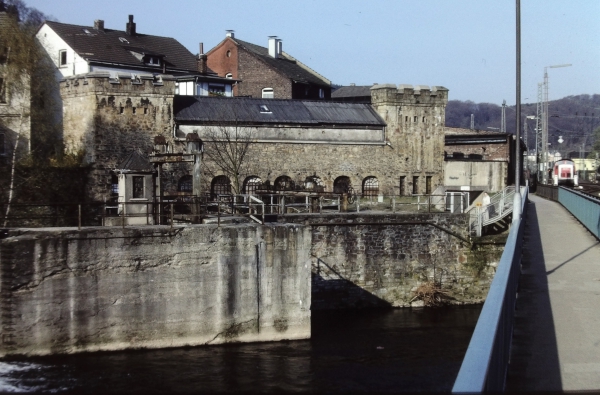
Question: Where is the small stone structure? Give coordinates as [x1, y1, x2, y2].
[0, 224, 311, 357]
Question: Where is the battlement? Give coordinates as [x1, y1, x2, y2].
[371, 84, 449, 105]
[60, 71, 176, 97]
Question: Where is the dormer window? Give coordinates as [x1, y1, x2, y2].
[145, 56, 161, 66]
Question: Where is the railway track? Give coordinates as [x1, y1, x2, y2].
[575, 182, 600, 198]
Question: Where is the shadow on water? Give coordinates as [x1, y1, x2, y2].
[506, 199, 562, 391]
[0, 305, 482, 394]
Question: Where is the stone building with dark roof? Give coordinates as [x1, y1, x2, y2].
[206, 31, 331, 100]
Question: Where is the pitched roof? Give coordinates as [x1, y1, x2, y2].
[44, 20, 216, 76]
[331, 85, 373, 99]
[232, 38, 330, 87]
[174, 96, 385, 127]
[115, 151, 154, 172]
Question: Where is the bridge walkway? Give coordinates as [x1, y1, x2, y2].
[506, 194, 600, 391]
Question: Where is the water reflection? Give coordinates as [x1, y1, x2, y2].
[0, 306, 480, 393]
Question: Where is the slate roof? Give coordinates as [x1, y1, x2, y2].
[115, 151, 154, 172]
[331, 85, 373, 99]
[232, 38, 330, 87]
[44, 20, 216, 75]
[174, 96, 385, 127]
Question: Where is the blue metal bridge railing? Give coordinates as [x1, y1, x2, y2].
[452, 186, 528, 393]
[558, 187, 600, 240]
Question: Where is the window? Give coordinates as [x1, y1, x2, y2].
[145, 56, 161, 66]
[110, 173, 119, 195]
[304, 175, 324, 192]
[319, 88, 324, 99]
[413, 116, 418, 123]
[259, 105, 271, 113]
[333, 176, 352, 194]
[274, 176, 294, 191]
[362, 176, 379, 196]
[426, 176, 432, 195]
[0, 78, 6, 103]
[243, 176, 262, 195]
[132, 176, 144, 198]
[405, 116, 408, 123]
[211, 175, 231, 198]
[262, 88, 274, 99]
[209, 84, 225, 96]
[412, 176, 419, 195]
[399, 176, 406, 196]
[225, 73, 233, 79]
[59, 50, 67, 67]
[0, 46, 7, 64]
[178, 175, 193, 193]
[226, 50, 231, 58]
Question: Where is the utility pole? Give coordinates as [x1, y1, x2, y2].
[536, 83, 543, 182]
[541, 63, 572, 184]
[501, 100, 506, 134]
[470, 114, 474, 130]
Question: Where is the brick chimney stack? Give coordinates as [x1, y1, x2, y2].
[94, 19, 104, 32]
[197, 42, 207, 74]
[126, 15, 136, 36]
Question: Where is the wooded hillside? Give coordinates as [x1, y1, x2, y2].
[445, 94, 600, 157]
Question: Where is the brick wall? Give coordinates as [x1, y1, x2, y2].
[236, 48, 291, 99]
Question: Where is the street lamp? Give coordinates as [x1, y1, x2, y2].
[541, 63, 572, 184]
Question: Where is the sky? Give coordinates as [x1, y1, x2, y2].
[25, 0, 599, 105]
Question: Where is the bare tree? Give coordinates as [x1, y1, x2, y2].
[201, 110, 255, 196]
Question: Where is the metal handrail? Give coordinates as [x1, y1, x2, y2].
[453, 186, 528, 393]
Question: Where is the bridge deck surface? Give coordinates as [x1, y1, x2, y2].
[506, 194, 600, 392]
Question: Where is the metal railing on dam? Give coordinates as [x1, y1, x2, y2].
[452, 186, 528, 393]
[559, 187, 600, 240]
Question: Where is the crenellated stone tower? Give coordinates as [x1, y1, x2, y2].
[60, 71, 179, 200]
[370, 84, 448, 195]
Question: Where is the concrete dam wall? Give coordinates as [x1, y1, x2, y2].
[0, 224, 312, 357]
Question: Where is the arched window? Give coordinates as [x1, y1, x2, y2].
[274, 175, 294, 191]
[243, 176, 262, 195]
[178, 175, 193, 193]
[333, 176, 352, 194]
[362, 176, 379, 196]
[304, 175, 324, 192]
[262, 88, 274, 99]
[211, 175, 231, 198]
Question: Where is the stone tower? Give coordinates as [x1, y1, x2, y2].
[370, 84, 448, 195]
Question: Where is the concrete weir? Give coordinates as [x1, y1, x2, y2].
[0, 224, 312, 357]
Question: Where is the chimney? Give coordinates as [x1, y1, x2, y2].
[225, 30, 235, 38]
[197, 42, 207, 74]
[126, 15, 136, 36]
[268, 36, 280, 59]
[94, 19, 104, 32]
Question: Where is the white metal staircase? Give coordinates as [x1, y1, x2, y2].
[469, 186, 516, 236]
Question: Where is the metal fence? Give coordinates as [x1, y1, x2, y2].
[558, 187, 600, 240]
[535, 184, 559, 201]
[1, 192, 472, 229]
[452, 186, 529, 393]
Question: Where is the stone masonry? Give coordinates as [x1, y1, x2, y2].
[0, 223, 311, 357]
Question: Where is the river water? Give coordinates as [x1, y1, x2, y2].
[0, 305, 481, 393]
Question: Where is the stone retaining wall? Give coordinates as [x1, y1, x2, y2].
[0, 224, 311, 357]
[280, 212, 500, 309]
